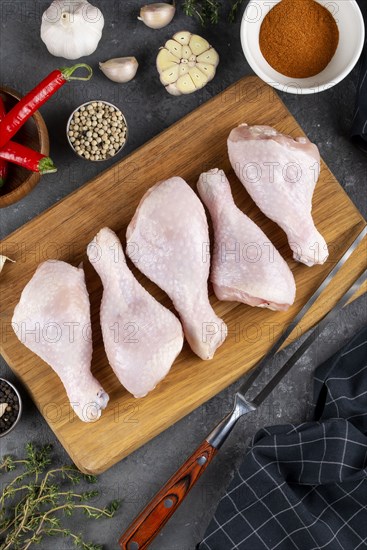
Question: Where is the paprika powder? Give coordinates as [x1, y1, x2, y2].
[259, 0, 339, 79]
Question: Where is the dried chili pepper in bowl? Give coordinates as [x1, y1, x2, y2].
[0, 64, 92, 148]
[0, 86, 51, 207]
[0, 65, 92, 206]
[0, 97, 8, 187]
[0, 141, 57, 174]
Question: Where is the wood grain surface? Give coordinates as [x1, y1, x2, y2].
[0, 86, 50, 207]
[119, 439, 217, 549]
[0, 76, 366, 474]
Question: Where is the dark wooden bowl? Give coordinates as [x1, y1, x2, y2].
[0, 86, 50, 208]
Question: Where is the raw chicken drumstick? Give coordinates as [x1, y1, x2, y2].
[228, 124, 329, 266]
[12, 261, 109, 422]
[197, 169, 296, 311]
[126, 177, 227, 360]
[87, 227, 183, 397]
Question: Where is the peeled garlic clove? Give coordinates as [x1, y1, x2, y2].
[197, 48, 219, 67]
[165, 39, 182, 59]
[173, 31, 191, 46]
[160, 64, 180, 85]
[181, 45, 192, 60]
[99, 57, 138, 83]
[157, 30, 219, 96]
[138, 2, 175, 29]
[179, 64, 189, 76]
[156, 48, 179, 72]
[189, 35, 210, 56]
[196, 62, 216, 81]
[189, 67, 209, 89]
[176, 74, 196, 94]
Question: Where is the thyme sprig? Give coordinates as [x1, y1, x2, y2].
[0, 443, 120, 550]
[182, 0, 244, 24]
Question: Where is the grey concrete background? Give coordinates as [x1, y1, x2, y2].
[0, 1, 366, 549]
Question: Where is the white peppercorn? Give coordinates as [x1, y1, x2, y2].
[68, 102, 127, 161]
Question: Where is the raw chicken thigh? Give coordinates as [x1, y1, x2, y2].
[228, 124, 328, 266]
[197, 169, 296, 311]
[12, 261, 109, 422]
[126, 177, 227, 360]
[87, 228, 183, 397]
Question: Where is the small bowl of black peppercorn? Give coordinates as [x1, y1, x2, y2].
[0, 378, 22, 437]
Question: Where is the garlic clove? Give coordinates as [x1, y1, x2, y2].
[181, 45, 192, 60]
[156, 48, 179, 72]
[99, 57, 139, 83]
[173, 31, 191, 46]
[197, 48, 219, 67]
[196, 62, 216, 81]
[179, 64, 189, 76]
[160, 64, 180, 85]
[176, 74, 196, 94]
[138, 3, 175, 29]
[165, 39, 182, 59]
[189, 35, 210, 56]
[189, 67, 209, 89]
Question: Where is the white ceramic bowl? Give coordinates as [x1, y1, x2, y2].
[241, 0, 365, 94]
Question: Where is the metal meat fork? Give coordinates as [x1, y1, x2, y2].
[119, 226, 367, 550]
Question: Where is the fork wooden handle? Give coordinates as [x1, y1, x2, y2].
[119, 439, 217, 549]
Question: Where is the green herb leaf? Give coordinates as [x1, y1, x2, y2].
[182, 0, 244, 24]
[0, 443, 121, 550]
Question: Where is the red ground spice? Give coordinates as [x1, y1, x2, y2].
[259, 0, 339, 79]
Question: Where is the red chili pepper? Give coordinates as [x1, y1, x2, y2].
[0, 64, 92, 149]
[0, 141, 57, 174]
[0, 97, 8, 187]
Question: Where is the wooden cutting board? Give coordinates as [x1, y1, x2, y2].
[1, 77, 366, 474]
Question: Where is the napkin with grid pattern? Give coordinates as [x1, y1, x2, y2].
[199, 326, 367, 550]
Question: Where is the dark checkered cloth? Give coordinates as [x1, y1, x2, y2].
[199, 327, 367, 550]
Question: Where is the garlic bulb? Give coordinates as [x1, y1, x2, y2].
[138, 3, 175, 29]
[99, 57, 139, 83]
[156, 31, 219, 95]
[41, 0, 104, 60]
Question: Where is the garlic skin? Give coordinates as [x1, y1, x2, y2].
[41, 0, 104, 60]
[156, 31, 219, 95]
[99, 57, 139, 83]
[0, 255, 15, 277]
[138, 3, 175, 29]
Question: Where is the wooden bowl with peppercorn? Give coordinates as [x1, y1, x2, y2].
[241, 0, 365, 94]
[0, 86, 50, 208]
[0, 378, 22, 437]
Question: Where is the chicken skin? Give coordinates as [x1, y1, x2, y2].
[12, 261, 109, 422]
[197, 169, 296, 311]
[126, 177, 227, 360]
[88, 228, 183, 397]
[228, 124, 328, 266]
